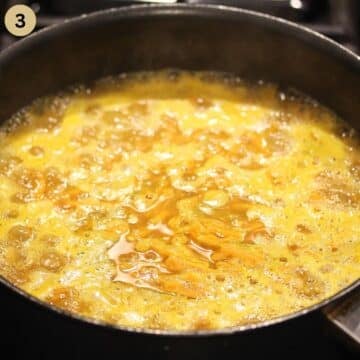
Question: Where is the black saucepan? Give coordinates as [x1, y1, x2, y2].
[0, 4, 359, 359]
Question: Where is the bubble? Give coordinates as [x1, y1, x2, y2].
[8, 225, 34, 244]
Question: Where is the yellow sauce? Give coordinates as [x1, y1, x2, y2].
[0, 71, 359, 330]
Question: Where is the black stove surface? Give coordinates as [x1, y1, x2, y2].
[1, 0, 359, 52]
[0, 1, 359, 359]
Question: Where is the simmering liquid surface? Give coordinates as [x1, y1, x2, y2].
[0, 71, 359, 330]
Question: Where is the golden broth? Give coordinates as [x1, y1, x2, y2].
[0, 71, 359, 330]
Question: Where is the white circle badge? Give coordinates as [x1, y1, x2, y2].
[5, 5, 37, 37]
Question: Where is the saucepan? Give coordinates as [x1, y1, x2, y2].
[0, 4, 359, 358]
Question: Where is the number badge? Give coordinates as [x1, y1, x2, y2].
[4, 5, 37, 37]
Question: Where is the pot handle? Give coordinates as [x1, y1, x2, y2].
[323, 288, 360, 348]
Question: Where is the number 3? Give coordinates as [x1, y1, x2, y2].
[5, 5, 36, 37]
[15, 13, 26, 29]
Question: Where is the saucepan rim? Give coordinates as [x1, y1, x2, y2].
[0, 3, 359, 337]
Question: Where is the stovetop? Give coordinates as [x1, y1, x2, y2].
[0, 1, 359, 359]
[1, 0, 359, 53]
